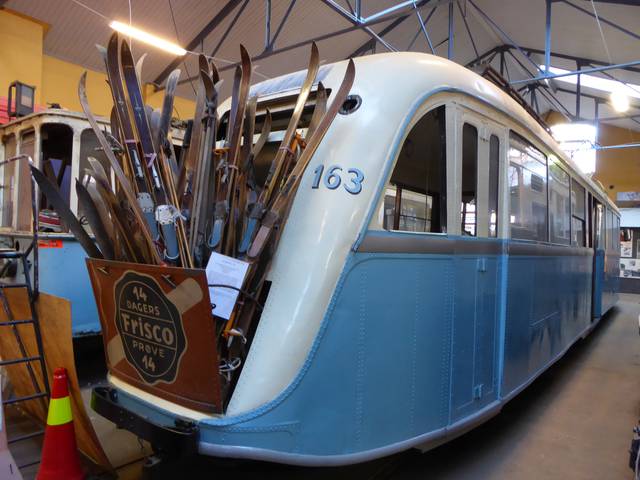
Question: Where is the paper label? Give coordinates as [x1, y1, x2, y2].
[205, 252, 250, 320]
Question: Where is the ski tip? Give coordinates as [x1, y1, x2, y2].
[198, 53, 209, 74]
[311, 41, 319, 59]
[240, 44, 250, 64]
[78, 71, 88, 95]
[96, 44, 107, 57]
[211, 61, 220, 84]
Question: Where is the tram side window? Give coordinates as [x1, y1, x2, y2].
[460, 123, 478, 236]
[548, 156, 570, 245]
[508, 133, 547, 241]
[17, 130, 35, 232]
[571, 179, 586, 247]
[1, 134, 17, 228]
[383, 106, 446, 233]
[606, 208, 614, 251]
[595, 203, 604, 249]
[488, 135, 499, 237]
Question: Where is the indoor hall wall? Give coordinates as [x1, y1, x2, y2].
[595, 124, 640, 202]
[546, 110, 640, 202]
[0, 9, 45, 105]
[0, 9, 194, 121]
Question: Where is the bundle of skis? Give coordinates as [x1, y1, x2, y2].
[32, 33, 355, 391]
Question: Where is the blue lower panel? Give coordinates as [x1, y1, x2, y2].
[113, 245, 600, 463]
[502, 253, 592, 397]
[35, 239, 99, 335]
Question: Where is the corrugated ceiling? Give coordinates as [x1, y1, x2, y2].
[4, 0, 640, 131]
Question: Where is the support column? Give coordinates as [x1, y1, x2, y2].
[448, 1, 454, 60]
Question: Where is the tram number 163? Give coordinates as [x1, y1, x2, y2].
[312, 164, 364, 195]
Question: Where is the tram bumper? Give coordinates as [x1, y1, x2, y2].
[91, 386, 199, 457]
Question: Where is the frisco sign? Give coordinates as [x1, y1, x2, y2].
[114, 271, 186, 384]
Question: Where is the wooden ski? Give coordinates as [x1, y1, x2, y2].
[75, 179, 115, 260]
[31, 167, 102, 259]
[247, 59, 355, 260]
[78, 71, 160, 264]
[209, 45, 252, 254]
[238, 42, 319, 255]
[120, 39, 185, 265]
[102, 34, 159, 242]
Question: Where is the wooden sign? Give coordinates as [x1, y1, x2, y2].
[87, 258, 221, 413]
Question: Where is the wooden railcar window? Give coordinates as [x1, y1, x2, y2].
[488, 135, 499, 237]
[460, 123, 478, 236]
[383, 105, 447, 233]
[508, 132, 548, 242]
[17, 130, 35, 232]
[1, 134, 16, 228]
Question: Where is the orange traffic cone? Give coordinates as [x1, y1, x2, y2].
[36, 367, 84, 480]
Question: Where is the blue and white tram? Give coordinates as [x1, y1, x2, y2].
[96, 52, 620, 465]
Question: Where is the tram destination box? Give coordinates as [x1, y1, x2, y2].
[86, 258, 222, 413]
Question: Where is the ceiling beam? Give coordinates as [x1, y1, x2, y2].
[172, 0, 435, 90]
[152, 0, 242, 87]
[348, 13, 412, 57]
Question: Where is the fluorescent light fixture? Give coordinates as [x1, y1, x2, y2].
[109, 21, 186, 56]
[610, 91, 630, 112]
[538, 65, 640, 100]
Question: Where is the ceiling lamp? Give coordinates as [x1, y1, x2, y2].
[610, 91, 630, 113]
[109, 21, 186, 56]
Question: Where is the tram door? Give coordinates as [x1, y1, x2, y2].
[450, 105, 503, 421]
[591, 196, 605, 318]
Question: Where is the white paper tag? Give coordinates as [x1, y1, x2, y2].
[205, 252, 250, 320]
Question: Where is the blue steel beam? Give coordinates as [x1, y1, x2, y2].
[267, 0, 297, 52]
[457, 0, 478, 58]
[510, 59, 640, 86]
[264, 0, 271, 51]
[559, 0, 640, 42]
[153, 0, 241, 87]
[466, 0, 546, 75]
[211, 0, 250, 57]
[414, 3, 436, 54]
[544, 0, 551, 73]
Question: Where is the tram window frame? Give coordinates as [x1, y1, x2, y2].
[548, 156, 571, 245]
[606, 207, 614, 251]
[508, 132, 548, 242]
[39, 123, 74, 217]
[1, 133, 17, 229]
[17, 129, 36, 232]
[382, 105, 447, 234]
[488, 134, 500, 238]
[570, 179, 586, 247]
[594, 202, 604, 250]
[460, 123, 478, 236]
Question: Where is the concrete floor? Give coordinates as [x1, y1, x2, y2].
[8, 294, 640, 479]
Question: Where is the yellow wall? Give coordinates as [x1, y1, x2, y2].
[41, 55, 112, 117]
[0, 9, 44, 104]
[0, 9, 194, 120]
[594, 124, 640, 202]
[545, 110, 640, 202]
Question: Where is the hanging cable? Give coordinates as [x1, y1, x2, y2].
[590, 0, 612, 64]
[168, 0, 197, 97]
